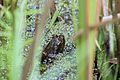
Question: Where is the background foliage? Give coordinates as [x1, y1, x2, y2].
[0, 0, 120, 80]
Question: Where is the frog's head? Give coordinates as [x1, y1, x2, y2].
[58, 34, 65, 44]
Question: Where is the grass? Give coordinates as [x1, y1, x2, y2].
[0, 0, 120, 80]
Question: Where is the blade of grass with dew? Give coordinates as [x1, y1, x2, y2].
[11, 0, 27, 80]
[76, 0, 101, 80]
[1, 1, 16, 80]
[45, 10, 59, 36]
[75, 0, 87, 80]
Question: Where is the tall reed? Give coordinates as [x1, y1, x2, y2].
[74, 0, 101, 80]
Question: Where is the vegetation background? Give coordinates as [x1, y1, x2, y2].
[0, 0, 120, 80]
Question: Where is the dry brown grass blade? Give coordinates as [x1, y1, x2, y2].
[21, 0, 56, 80]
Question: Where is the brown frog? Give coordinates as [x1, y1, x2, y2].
[40, 34, 65, 74]
[41, 34, 65, 64]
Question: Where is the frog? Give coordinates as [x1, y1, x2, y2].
[40, 34, 65, 74]
[41, 34, 65, 64]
